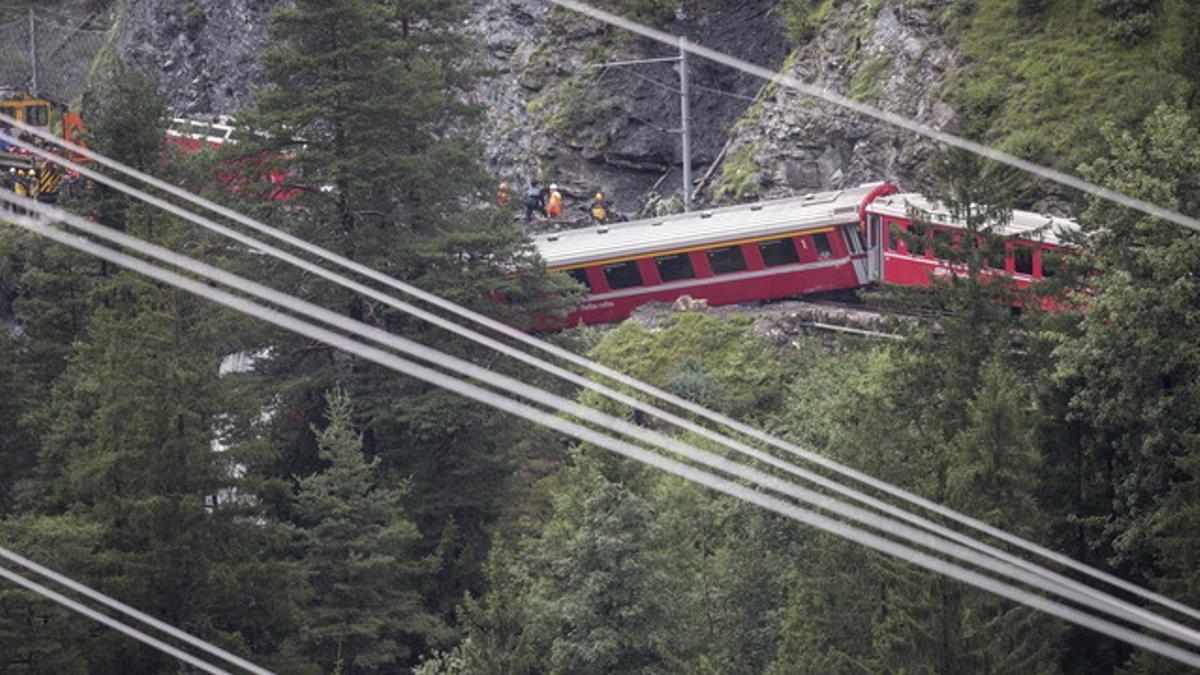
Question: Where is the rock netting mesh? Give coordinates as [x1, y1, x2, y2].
[0, 14, 108, 103]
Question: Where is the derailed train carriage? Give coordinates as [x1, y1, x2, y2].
[532, 182, 1079, 326]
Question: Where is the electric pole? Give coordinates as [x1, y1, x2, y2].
[679, 37, 692, 212]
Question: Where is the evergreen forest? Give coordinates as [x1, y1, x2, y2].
[1, 1, 1200, 673]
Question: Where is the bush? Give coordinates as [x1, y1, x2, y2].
[1093, 0, 1161, 43]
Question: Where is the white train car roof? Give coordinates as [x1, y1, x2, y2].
[534, 182, 886, 268]
[868, 193, 1081, 247]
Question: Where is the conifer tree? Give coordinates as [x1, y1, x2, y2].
[524, 458, 680, 674]
[294, 389, 446, 673]
[243, 0, 578, 626]
[1051, 103, 1200, 672]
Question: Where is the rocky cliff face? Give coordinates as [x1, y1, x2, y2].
[465, 0, 790, 217]
[120, 0, 284, 114]
[706, 0, 958, 203]
[73, 0, 956, 210]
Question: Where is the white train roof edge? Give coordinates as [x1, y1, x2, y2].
[533, 182, 886, 268]
[532, 184, 1083, 268]
[869, 193, 1081, 247]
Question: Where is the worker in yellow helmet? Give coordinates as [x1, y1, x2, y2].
[590, 191, 609, 224]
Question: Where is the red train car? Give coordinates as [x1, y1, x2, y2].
[534, 183, 1080, 326]
[862, 192, 1079, 289]
[533, 182, 894, 325]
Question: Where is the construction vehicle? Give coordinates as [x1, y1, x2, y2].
[0, 89, 87, 170]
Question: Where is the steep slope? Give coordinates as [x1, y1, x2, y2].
[466, 0, 790, 215]
[706, 0, 957, 203]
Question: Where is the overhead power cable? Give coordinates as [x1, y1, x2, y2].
[0, 546, 276, 675]
[4, 131, 1196, 648]
[5, 113, 1199, 625]
[0, 563, 237, 675]
[12, 189, 1200, 648]
[4, 208, 1200, 669]
[534, 3, 1200, 620]
[547, 0, 1200, 235]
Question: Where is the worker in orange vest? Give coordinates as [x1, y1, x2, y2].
[496, 182, 512, 207]
[546, 183, 564, 219]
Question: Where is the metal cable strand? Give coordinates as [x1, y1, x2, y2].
[547, 0, 1200, 234]
[0, 546, 276, 675]
[0, 564, 236, 675]
[7, 193, 1200, 648]
[3, 210, 1199, 669]
[3, 113, 1199, 623]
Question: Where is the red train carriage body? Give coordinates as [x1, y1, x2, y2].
[862, 193, 1079, 290]
[533, 183, 894, 326]
[533, 184, 1080, 327]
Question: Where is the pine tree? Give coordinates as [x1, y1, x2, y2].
[524, 458, 681, 674]
[294, 389, 446, 673]
[242, 0, 579, 629]
[1050, 103, 1200, 672]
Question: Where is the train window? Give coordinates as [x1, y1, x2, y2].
[932, 228, 954, 256]
[811, 232, 833, 259]
[655, 253, 695, 282]
[758, 238, 800, 267]
[1013, 246, 1034, 275]
[887, 222, 899, 251]
[707, 246, 748, 275]
[844, 226, 865, 254]
[603, 261, 644, 289]
[1041, 249, 1059, 278]
[25, 105, 49, 127]
[566, 268, 593, 291]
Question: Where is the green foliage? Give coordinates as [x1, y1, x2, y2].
[588, 313, 788, 420]
[847, 56, 892, 102]
[711, 143, 764, 204]
[1054, 103, 1200, 586]
[1093, 0, 1161, 43]
[294, 389, 447, 672]
[955, 0, 1197, 169]
[777, 0, 840, 45]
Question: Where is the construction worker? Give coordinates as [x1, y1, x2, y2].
[496, 181, 512, 207]
[590, 192, 610, 224]
[546, 183, 564, 219]
[524, 179, 546, 223]
[10, 168, 29, 214]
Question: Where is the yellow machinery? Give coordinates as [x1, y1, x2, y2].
[0, 90, 86, 169]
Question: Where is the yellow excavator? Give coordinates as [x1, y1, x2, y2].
[0, 89, 87, 170]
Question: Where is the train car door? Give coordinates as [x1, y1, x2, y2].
[864, 213, 884, 282]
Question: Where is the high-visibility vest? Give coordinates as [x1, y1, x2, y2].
[590, 202, 607, 222]
[38, 165, 61, 196]
[547, 190, 563, 217]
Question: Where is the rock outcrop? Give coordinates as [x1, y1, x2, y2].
[465, 0, 790, 218]
[706, 0, 958, 203]
[120, 0, 284, 114]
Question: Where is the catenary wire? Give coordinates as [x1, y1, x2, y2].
[5, 114, 1200, 624]
[7, 192, 1200, 649]
[4, 210, 1200, 669]
[540, 0, 1200, 621]
[0, 546, 276, 675]
[0, 564, 238, 675]
[548, 0, 1200, 234]
[3, 137, 1196, 645]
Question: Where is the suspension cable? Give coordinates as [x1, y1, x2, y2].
[0, 563, 239, 675]
[4, 209, 1199, 669]
[0, 546, 276, 675]
[4, 113, 1199, 624]
[9, 190, 1200, 647]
